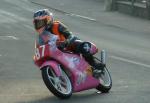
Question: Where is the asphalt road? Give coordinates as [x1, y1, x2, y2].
[0, 0, 150, 103]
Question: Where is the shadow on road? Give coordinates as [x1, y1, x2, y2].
[17, 92, 110, 103]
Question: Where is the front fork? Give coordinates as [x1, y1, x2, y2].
[101, 50, 106, 65]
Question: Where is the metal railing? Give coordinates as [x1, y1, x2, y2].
[117, 0, 150, 9]
[116, 0, 150, 19]
[117, 0, 147, 5]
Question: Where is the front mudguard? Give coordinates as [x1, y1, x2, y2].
[40, 61, 61, 77]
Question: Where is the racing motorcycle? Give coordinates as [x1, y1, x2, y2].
[33, 34, 112, 99]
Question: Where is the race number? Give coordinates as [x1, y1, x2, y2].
[35, 45, 45, 60]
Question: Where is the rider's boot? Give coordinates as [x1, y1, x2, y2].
[92, 63, 105, 78]
[83, 54, 105, 78]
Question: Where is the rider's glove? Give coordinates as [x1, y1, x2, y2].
[66, 35, 79, 46]
[58, 41, 68, 50]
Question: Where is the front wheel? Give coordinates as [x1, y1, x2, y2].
[96, 67, 112, 93]
[41, 66, 72, 99]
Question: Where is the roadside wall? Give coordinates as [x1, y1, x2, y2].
[105, 0, 150, 19]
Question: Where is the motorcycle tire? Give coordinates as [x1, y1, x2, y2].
[41, 66, 72, 99]
[96, 67, 112, 93]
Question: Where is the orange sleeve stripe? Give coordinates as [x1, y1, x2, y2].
[52, 22, 65, 41]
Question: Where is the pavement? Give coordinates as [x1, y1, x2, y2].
[0, 0, 150, 103]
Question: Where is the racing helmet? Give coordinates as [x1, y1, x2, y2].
[33, 9, 53, 33]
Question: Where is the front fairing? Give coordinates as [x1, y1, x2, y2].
[33, 34, 100, 91]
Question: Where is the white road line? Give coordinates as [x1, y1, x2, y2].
[23, 24, 34, 31]
[0, 36, 19, 40]
[67, 13, 96, 21]
[30, 1, 96, 22]
[0, 9, 27, 23]
[110, 55, 150, 68]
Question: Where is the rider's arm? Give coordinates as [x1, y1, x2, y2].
[58, 22, 72, 39]
[58, 22, 79, 45]
[38, 31, 51, 45]
[34, 35, 44, 46]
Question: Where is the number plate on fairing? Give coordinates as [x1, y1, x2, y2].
[34, 45, 50, 61]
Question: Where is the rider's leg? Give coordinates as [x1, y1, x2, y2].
[69, 40, 104, 77]
[77, 41, 105, 71]
[82, 52, 105, 78]
[68, 40, 105, 72]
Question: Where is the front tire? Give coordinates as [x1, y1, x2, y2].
[96, 67, 112, 93]
[41, 66, 72, 99]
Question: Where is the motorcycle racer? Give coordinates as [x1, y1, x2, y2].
[33, 9, 104, 77]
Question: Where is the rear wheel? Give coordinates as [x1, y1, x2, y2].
[96, 67, 112, 93]
[41, 66, 72, 99]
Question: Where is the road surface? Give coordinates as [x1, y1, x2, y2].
[0, 0, 150, 103]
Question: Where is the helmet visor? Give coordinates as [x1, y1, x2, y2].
[34, 19, 46, 30]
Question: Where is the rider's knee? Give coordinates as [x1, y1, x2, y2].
[80, 42, 98, 55]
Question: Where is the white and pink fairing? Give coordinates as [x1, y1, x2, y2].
[33, 34, 100, 92]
